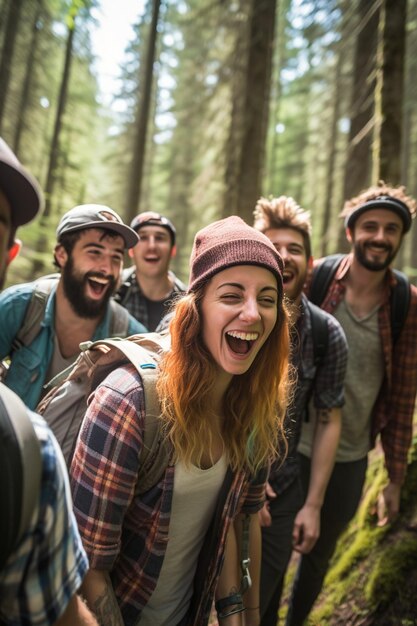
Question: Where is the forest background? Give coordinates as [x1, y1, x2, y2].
[1, 2, 417, 625]
[1, 0, 416, 287]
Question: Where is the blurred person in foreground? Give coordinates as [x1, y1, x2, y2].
[0, 136, 98, 625]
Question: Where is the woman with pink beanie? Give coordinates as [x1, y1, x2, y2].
[70, 216, 291, 626]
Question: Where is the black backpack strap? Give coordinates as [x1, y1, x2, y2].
[308, 301, 329, 368]
[0, 384, 42, 569]
[114, 267, 135, 305]
[309, 254, 345, 307]
[391, 269, 411, 345]
[304, 302, 329, 422]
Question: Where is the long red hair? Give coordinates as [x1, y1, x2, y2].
[156, 287, 292, 473]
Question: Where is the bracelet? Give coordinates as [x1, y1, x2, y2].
[215, 592, 245, 619]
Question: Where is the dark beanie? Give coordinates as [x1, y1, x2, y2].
[188, 216, 284, 295]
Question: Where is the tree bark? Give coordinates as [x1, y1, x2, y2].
[337, 0, 380, 250]
[372, 0, 407, 184]
[125, 0, 161, 223]
[13, 0, 43, 155]
[236, 0, 277, 223]
[0, 0, 24, 133]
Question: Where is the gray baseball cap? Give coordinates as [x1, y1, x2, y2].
[56, 204, 139, 249]
[0, 137, 43, 229]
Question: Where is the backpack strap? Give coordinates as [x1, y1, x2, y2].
[308, 301, 329, 368]
[391, 269, 411, 345]
[304, 302, 329, 422]
[309, 256, 410, 345]
[86, 337, 171, 493]
[0, 383, 42, 568]
[109, 299, 131, 338]
[308, 254, 345, 307]
[12, 274, 59, 351]
[113, 266, 136, 306]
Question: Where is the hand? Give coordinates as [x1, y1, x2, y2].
[377, 481, 401, 527]
[292, 503, 320, 554]
[258, 502, 271, 527]
[258, 482, 276, 527]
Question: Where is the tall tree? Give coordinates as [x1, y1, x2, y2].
[337, 0, 380, 249]
[0, 0, 24, 133]
[372, 0, 407, 183]
[13, 0, 44, 155]
[125, 0, 162, 223]
[224, 0, 277, 222]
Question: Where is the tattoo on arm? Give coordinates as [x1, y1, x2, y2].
[317, 408, 331, 424]
[92, 588, 124, 626]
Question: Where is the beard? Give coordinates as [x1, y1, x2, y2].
[61, 256, 117, 318]
[353, 240, 399, 272]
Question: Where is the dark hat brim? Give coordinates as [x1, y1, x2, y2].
[0, 160, 43, 229]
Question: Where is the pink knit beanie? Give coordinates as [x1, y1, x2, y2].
[188, 216, 283, 295]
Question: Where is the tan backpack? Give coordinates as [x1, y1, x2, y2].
[37, 333, 171, 493]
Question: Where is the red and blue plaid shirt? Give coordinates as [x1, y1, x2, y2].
[70, 364, 266, 626]
[310, 254, 417, 484]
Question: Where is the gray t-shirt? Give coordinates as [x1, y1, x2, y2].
[299, 299, 384, 462]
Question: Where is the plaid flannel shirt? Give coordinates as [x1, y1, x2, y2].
[310, 254, 417, 484]
[116, 268, 187, 331]
[269, 294, 347, 495]
[70, 364, 266, 626]
[0, 412, 88, 625]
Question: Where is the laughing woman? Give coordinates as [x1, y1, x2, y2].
[70, 216, 291, 626]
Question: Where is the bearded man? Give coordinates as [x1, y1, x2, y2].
[0, 204, 146, 409]
[286, 185, 417, 625]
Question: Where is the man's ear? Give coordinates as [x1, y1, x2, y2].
[128, 248, 135, 259]
[54, 244, 68, 269]
[346, 227, 353, 244]
[170, 244, 177, 259]
[7, 239, 22, 265]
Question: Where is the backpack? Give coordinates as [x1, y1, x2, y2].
[0, 383, 42, 569]
[8, 274, 132, 356]
[37, 333, 254, 596]
[309, 254, 411, 345]
[37, 333, 171, 494]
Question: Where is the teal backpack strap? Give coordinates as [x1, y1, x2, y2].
[109, 299, 131, 338]
[12, 274, 59, 351]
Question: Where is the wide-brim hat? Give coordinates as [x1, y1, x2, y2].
[0, 138, 43, 229]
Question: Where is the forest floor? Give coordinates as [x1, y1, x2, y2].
[210, 424, 417, 626]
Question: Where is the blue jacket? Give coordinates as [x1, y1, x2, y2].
[0, 281, 146, 410]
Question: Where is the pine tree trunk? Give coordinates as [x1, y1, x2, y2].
[125, 0, 161, 223]
[13, 0, 43, 155]
[236, 0, 277, 223]
[372, 0, 407, 184]
[338, 0, 380, 250]
[0, 0, 24, 133]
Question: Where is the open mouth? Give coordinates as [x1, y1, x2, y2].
[282, 268, 295, 284]
[226, 330, 259, 355]
[87, 275, 109, 296]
